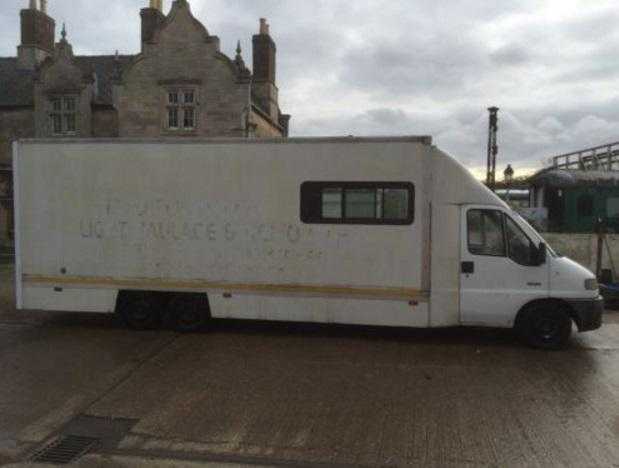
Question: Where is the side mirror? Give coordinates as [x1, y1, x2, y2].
[534, 242, 547, 266]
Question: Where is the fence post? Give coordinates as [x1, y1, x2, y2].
[596, 218, 606, 280]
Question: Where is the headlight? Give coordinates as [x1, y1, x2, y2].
[585, 279, 599, 291]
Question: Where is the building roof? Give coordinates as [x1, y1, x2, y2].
[1, 54, 275, 116]
[529, 169, 619, 188]
[0, 58, 36, 107]
[74, 55, 133, 105]
[0, 54, 134, 108]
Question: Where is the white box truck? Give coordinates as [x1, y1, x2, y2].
[12, 137, 603, 348]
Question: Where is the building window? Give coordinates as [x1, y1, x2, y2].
[168, 107, 179, 129]
[301, 182, 414, 225]
[50, 96, 77, 135]
[166, 89, 197, 131]
[183, 107, 195, 128]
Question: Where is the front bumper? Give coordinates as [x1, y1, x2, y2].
[567, 296, 604, 332]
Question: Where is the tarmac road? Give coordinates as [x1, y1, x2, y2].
[1, 264, 619, 467]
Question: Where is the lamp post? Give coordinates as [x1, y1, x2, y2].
[504, 164, 514, 205]
[486, 107, 500, 191]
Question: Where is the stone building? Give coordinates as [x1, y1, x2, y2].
[0, 0, 291, 250]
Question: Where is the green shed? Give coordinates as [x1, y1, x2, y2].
[529, 170, 619, 233]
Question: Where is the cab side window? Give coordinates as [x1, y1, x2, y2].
[504, 216, 536, 266]
[467, 209, 537, 266]
[467, 209, 505, 256]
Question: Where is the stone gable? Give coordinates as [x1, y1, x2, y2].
[117, 1, 251, 137]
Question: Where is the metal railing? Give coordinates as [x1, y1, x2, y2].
[550, 141, 619, 171]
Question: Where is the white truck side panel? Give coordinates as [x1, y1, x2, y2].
[428, 149, 505, 326]
[429, 204, 461, 326]
[18, 141, 425, 284]
[17, 139, 433, 326]
[209, 295, 429, 327]
[21, 286, 118, 313]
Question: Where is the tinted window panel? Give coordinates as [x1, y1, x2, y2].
[301, 182, 414, 225]
[345, 189, 376, 219]
[322, 189, 342, 219]
[383, 189, 409, 220]
[505, 216, 535, 265]
[467, 209, 505, 256]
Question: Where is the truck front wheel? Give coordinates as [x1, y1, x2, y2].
[117, 291, 163, 330]
[516, 303, 573, 350]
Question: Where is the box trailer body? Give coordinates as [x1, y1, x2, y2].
[13, 137, 603, 347]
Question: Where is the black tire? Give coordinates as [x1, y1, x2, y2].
[168, 294, 209, 333]
[516, 304, 573, 350]
[117, 291, 163, 331]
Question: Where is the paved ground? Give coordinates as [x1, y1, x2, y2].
[1, 264, 619, 467]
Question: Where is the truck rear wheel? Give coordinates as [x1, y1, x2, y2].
[117, 291, 163, 331]
[168, 294, 210, 333]
[516, 304, 573, 350]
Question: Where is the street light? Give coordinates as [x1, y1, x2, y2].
[504, 164, 514, 205]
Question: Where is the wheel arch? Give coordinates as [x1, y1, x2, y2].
[514, 298, 580, 330]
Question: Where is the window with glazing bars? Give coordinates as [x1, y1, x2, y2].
[167, 90, 196, 130]
[50, 97, 77, 135]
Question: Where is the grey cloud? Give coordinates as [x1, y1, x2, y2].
[562, 9, 619, 43]
[490, 45, 531, 66]
[339, 36, 489, 99]
[294, 104, 619, 175]
[1, 0, 618, 176]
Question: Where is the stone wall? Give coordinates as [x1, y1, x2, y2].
[0, 108, 34, 165]
[92, 108, 119, 137]
[544, 233, 619, 274]
[0, 109, 33, 246]
[0, 203, 9, 247]
[251, 108, 283, 138]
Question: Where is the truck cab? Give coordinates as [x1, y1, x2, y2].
[459, 205, 603, 348]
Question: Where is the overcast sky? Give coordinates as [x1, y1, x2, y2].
[2, 0, 618, 177]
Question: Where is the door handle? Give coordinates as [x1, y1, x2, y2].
[461, 261, 474, 274]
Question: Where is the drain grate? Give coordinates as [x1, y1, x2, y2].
[30, 435, 99, 465]
[27, 414, 138, 465]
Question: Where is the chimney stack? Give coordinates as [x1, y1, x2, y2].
[253, 18, 276, 84]
[252, 18, 279, 122]
[141, 2, 165, 51]
[18, 0, 55, 69]
[149, 0, 163, 11]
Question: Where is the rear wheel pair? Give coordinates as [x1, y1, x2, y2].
[117, 291, 209, 333]
[516, 303, 573, 350]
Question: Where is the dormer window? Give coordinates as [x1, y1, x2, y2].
[166, 89, 197, 131]
[50, 96, 77, 135]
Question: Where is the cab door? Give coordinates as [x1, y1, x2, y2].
[459, 206, 549, 327]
